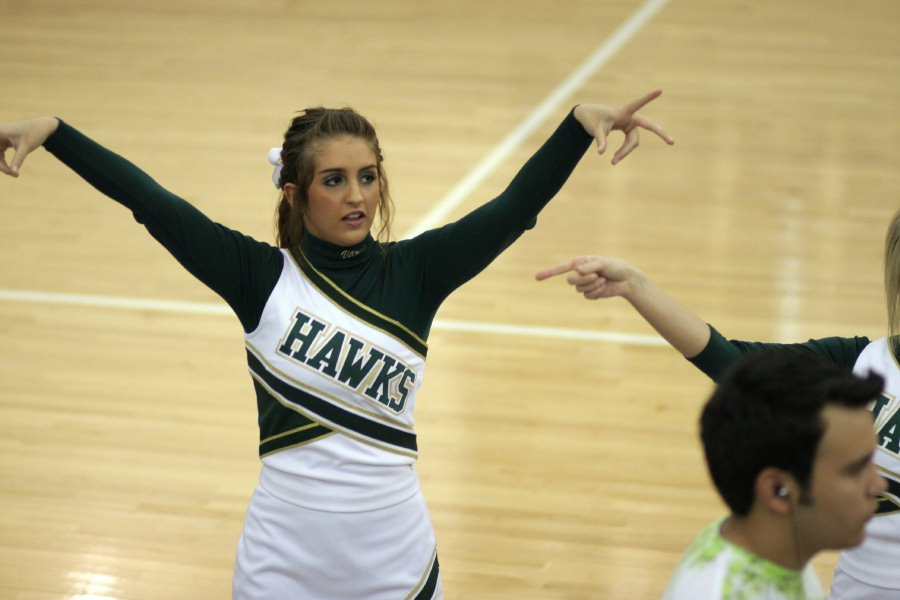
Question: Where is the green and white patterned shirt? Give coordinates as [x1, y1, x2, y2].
[661, 518, 824, 600]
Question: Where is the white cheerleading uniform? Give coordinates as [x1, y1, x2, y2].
[829, 337, 900, 600]
[248, 249, 424, 509]
[234, 250, 439, 599]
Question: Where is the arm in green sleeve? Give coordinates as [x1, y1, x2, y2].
[418, 108, 592, 298]
[42, 121, 281, 332]
[689, 325, 871, 382]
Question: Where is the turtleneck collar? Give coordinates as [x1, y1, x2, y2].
[299, 232, 379, 269]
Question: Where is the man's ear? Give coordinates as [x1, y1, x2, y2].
[755, 467, 794, 516]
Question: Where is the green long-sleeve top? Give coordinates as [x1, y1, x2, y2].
[689, 325, 872, 382]
[43, 111, 592, 456]
[43, 111, 591, 339]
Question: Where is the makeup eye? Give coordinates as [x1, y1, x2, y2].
[359, 171, 376, 185]
[323, 175, 344, 187]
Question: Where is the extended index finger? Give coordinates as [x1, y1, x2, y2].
[621, 89, 663, 116]
[535, 259, 581, 281]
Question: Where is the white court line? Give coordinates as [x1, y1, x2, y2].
[0, 288, 668, 347]
[431, 318, 667, 346]
[404, 0, 671, 237]
[0, 288, 231, 315]
[0, 0, 670, 349]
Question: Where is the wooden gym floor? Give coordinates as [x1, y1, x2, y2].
[1, 1, 898, 598]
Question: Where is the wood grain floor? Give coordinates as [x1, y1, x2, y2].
[1, 1, 898, 598]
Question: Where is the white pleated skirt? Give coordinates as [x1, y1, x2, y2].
[232, 481, 442, 600]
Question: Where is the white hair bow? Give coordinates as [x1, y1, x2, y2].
[268, 147, 283, 189]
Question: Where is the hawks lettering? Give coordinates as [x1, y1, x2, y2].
[277, 310, 415, 413]
[365, 356, 411, 412]
[872, 392, 900, 456]
[278, 313, 326, 363]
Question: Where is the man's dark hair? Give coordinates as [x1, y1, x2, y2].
[701, 349, 883, 516]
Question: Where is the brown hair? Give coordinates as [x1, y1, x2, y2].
[274, 107, 394, 248]
[886, 208, 900, 341]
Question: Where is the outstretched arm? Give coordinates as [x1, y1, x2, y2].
[419, 90, 675, 301]
[535, 255, 872, 381]
[535, 256, 709, 358]
[0, 116, 282, 333]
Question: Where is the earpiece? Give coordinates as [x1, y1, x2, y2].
[776, 486, 789, 498]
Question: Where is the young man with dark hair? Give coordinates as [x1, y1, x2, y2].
[662, 350, 885, 599]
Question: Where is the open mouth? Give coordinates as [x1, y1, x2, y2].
[342, 211, 365, 225]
